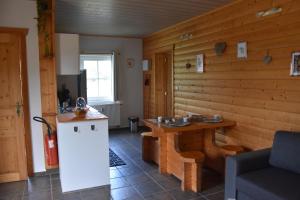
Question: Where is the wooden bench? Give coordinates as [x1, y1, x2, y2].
[141, 132, 159, 164]
[180, 151, 205, 192]
[175, 133, 205, 192]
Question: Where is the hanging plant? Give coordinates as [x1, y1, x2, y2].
[36, 0, 49, 32]
[36, 0, 53, 58]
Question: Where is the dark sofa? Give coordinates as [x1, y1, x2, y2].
[225, 131, 300, 200]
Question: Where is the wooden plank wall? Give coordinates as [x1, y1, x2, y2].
[143, 0, 300, 150]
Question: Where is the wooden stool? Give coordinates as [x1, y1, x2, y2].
[220, 145, 244, 157]
[180, 151, 205, 192]
[141, 132, 159, 164]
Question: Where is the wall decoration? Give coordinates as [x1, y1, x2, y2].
[237, 42, 247, 58]
[127, 58, 135, 68]
[263, 50, 272, 64]
[142, 59, 150, 71]
[179, 33, 193, 41]
[214, 42, 227, 56]
[186, 61, 192, 69]
[290, 52, 300, 76]
[196, 54, 204, 73]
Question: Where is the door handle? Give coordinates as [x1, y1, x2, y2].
[16, 102, 22, 117]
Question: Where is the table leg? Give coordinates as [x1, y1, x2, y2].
[203, 129, 224, 174]
[158, 133, 167, 174]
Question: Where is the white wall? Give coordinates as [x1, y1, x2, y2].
[0, 0, 46, 172]
[80, 36, 143, 127]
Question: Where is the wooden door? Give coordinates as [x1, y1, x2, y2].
[0, 29, 28, 183]
[155, 52, 173, 117]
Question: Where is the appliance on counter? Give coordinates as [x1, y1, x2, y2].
[57, 69, 87, 113]
[77, 69, 87, 101]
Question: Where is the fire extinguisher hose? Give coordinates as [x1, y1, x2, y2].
[33, 116, 52, 138]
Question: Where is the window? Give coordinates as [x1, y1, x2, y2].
[80, 54, 115, 104]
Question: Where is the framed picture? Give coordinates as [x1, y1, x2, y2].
[196, 54, 204, 73]
[290, 52, 300, 76]
[237, 41, 247, 58]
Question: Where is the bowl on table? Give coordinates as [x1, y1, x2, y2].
[74, 107, 89, 117]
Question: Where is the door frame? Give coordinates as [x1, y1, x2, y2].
[0, 27, 33, 176]
[153, 44, 174, 117]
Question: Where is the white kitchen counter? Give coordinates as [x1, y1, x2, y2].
[56, 107, 110, 192]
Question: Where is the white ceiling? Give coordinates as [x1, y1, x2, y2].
[56, 0, 232, 37]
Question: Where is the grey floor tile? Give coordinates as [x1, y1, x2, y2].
[52, 190, 81, 200]
[0, 193, 23, 200]
[80, 187, 111, 200]
[118, 166, 142, 177]
[157, 178, 181, 191]
[23, 190, 52, 200]
[51, 178, 62, 193]
[146, 170, 176, 183]
[200, 184, 224, 196]
[124, 172, 151, 186]
[111, 186, 143, 200]
[144, 191, 174, 200]
[133, 180, 164, 197]
[110, 177, 130, 189]
[169, 188, 200, 200]
[0, 181, 25, 197]
[204, 191, 224, 200]
[50, 173, 60, 180]
[110, 169, 123, 179]
[24, 176, 51, 194]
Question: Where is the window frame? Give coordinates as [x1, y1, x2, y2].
[80, 53, 115, 105]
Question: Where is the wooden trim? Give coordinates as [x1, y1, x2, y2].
[20, 31, 34, 176]
[170, 45, 175, 116]
[0, 27, 28, 35]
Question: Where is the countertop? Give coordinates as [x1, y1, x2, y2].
[57, 106, 108, 123]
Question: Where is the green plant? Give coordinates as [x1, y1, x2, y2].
[36, 0, 48, 32]
[36, 0, 53, 58]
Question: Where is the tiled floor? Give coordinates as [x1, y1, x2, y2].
[0, 128, 224, 200]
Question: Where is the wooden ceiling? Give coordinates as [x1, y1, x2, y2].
[56, 0, 232, 37]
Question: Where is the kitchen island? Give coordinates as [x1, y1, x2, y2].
[57, 107, 109, 192]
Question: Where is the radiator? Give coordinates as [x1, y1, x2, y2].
[93, 103, 121, 127]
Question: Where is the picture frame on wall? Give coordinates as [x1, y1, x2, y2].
[237, 41, 247, 58]
[290, 52, 300, 76]
[196, 54, 204, 73]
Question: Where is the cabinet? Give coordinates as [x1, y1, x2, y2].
[56, 107, 109, 192]
[56, 33, 79, 75]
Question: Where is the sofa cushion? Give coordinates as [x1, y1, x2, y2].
[269, 130, 300, 174]
[236, 167, 300, 200]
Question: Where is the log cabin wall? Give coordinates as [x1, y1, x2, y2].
[143, 0, 300, 150]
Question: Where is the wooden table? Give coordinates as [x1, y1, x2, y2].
[143, 119, 236, 191]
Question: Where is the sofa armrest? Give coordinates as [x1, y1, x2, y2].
[224, 148, 271, 200]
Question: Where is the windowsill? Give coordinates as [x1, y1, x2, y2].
[88, 100, 121, 106]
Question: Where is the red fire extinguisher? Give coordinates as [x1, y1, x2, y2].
[33, 117, 59, 167]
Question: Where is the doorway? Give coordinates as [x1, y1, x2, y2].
[155, 51, 173, 117]
[0, 28, 32, 183]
